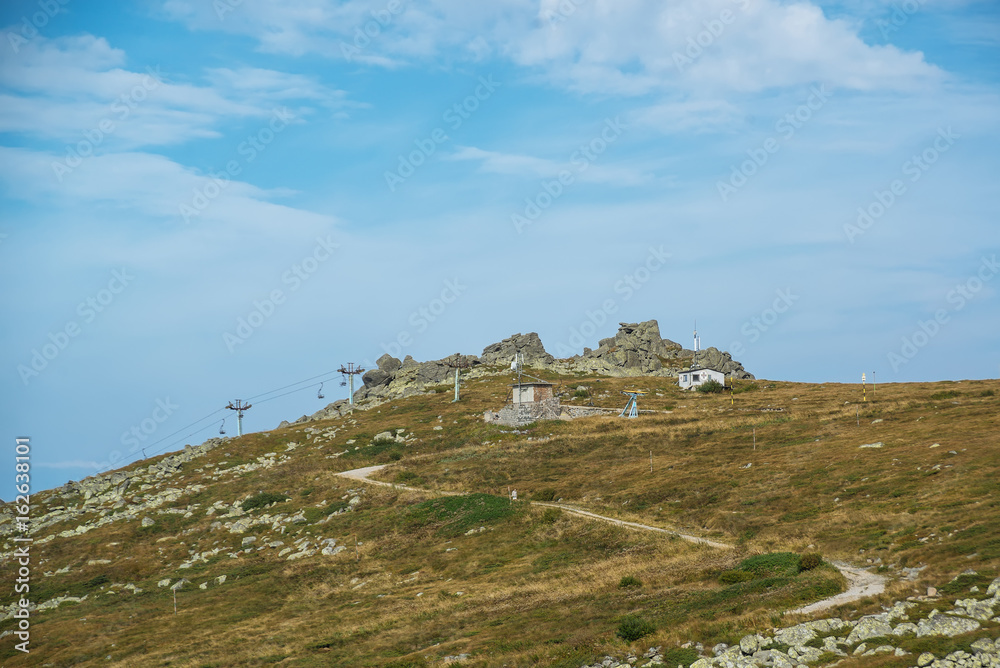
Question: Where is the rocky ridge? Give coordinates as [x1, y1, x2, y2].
[335, 320, 752, 408]
[581, 577, 1000, 668]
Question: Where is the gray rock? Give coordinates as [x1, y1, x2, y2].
[846, 614, 894, 644]
[971, 638, 995, 654]
[916, 614, 980, 637]
[739, 634, 759, 655]
[376, 353, 402, 373]
[480, 332, 554, 366]
[917, 652, 935, 666]
[141, 517, 155, 527]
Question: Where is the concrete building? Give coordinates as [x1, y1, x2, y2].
[510, 382, 554, 404]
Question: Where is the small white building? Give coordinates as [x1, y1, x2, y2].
[678, 367, 726, 390]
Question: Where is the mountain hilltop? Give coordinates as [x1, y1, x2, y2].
[328, 320, 752, 410]
[1, 324, 998, 667]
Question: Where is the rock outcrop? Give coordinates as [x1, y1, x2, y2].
[579, 576, 1000, 668]
[297, 320, 752, 416]
[480, 332, 554, 367]
[564, 321, 753, 380]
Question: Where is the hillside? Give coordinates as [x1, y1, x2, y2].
[2, 370, 999, 667]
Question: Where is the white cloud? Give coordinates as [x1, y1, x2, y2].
[160, 0, 944, 95]
[0, 34, 353, 148]
[0, 146, 338, 238]
[447, 145, 652, 186]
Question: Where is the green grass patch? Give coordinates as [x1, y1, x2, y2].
[241, 492, 289, 512]
[617, 615, 656, 642]
[403, 493, 518, 538]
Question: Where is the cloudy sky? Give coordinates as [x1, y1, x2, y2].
[1, 0, 997, 497]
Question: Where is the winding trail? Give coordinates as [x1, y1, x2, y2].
[335, 464, 885, 613]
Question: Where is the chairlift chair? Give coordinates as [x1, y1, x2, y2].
[219, 419, 226, 435]
[317, 382, 325, 399]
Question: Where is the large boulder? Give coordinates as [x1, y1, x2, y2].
[480, 333, 554, 367]
[376, 353, 402, 373]
[846, 615, 894, 644]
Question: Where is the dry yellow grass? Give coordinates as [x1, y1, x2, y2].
[1, 374, 997, 666]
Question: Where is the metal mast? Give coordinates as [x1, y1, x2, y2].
[225, 400, 252, 436]
[338, 363, 365, 405]
[444, 356, 470, 402]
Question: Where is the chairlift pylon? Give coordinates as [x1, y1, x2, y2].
[317, 382, 325, 400]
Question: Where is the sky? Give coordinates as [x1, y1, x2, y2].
[1, 0, 998, 498]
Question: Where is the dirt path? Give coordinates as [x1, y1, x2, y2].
[789, 561, 887, 615]
[335, 464, 886, 613]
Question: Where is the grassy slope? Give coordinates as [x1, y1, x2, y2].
[2, 373, 998, 667]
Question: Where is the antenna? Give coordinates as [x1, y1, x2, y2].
[444, 356, 471, 402]
[693, 320, 700, 352]
[511, 353, 523, 406]
[225, 400, 252, 436]
[338, 363, 366, 405]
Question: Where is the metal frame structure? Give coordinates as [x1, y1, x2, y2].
[338, 363, 365, 405]
[225, 400, 252, 436]
[619, 390, 647, 418]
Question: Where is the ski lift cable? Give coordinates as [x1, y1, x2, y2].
[101, 366, 348, 473]
[246, 368, 343, 402]
[125, 406, 229, 456]
[254, 383, 329, 406]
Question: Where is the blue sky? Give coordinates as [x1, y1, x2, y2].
[1, 0, 997, 498]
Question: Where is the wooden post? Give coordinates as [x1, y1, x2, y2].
[173, 589, 177, 615]
[649, 450, 653, 474]
[753, 428, 756, 451]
